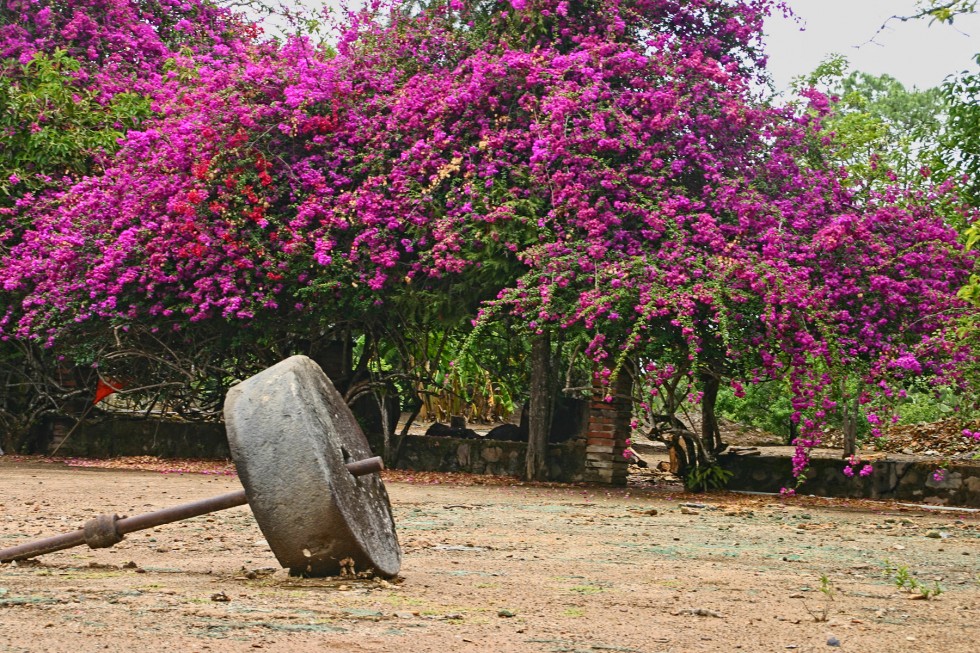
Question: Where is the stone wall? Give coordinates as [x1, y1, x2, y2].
[42, 418, 587, 483]
[395, 435, 587, 482]
[38, 418, 980, 507]
[43, 418, 230, 459]
[720, 452, 980, 508]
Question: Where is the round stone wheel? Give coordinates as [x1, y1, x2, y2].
[224, 355, 401, 577]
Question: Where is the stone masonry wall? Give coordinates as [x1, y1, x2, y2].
[29, 417, 980, 506]
[720, 452, 980, 508]
[396, 435, 587, 483]
[41, 418, 230, 459]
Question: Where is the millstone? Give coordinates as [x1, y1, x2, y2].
[224, 355, 401, 577]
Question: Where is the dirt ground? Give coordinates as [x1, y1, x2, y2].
[1, 460, 978, 653]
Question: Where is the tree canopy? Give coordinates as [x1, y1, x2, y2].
[1, 0, 977, 482]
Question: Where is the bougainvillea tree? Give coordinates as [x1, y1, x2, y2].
[0, 0, 257, 449]
[0, 0, 253, 201]
[1, 0, 976, 483]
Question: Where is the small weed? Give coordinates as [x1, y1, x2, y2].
[802, 574, 834, 622]
[563, 607, 585, 618]
[893, 566, 914, 589]
[882, 559, 943, 599]
[920, 582, 944, 599]
[568, 585, 603, 594]
[819, 574, 835, 599]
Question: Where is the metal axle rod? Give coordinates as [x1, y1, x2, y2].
[0, 456, 384, 563]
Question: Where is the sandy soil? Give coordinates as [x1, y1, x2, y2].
[1, 459, 978, 653]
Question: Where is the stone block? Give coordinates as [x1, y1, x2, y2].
[482, 446, 503, 463]
[456, 443, 471, 468]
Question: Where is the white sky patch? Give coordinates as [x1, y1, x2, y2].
[246, 1, 980, 91]
[764, 0, 980, 91]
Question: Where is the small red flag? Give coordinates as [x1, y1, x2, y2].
[94, 378, 123, 405]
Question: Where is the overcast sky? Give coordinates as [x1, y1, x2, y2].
[262, 1, 979, 91]
[764, 0, 980, 91]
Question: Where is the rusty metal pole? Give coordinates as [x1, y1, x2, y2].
[0, 456, 383, 563]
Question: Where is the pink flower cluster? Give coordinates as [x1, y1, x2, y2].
[842, 455, 873, 478]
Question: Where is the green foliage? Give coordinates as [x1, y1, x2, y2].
[719, 371, 980, 445]
[916, 0, 977, 24]
[938, 53, 980, 207]
[716, 381, 794, 441]
[683, 463, 733, 492]
[795, 56, 946, 195]
[355, 321, 526, 424]
[891, 380, 980, 424]
[0, 50, 151, 205]
[935, 47, 980, 312]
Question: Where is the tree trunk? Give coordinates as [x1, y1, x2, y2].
[841, 379, 859, 458]
[390, 398, 421, 468]
[525, 333, 552, 481]
[700, 371, 722, 458]
[787, 416, 799, 445]
[374, 391, 394, 464]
